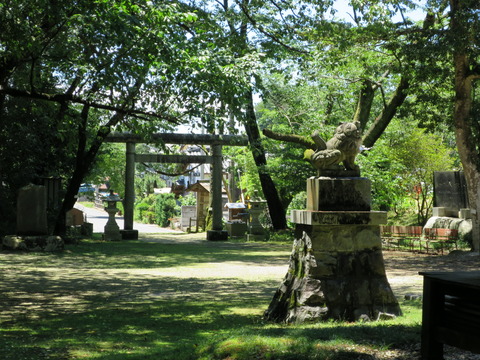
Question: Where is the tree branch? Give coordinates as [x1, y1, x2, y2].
[262, 128, 316, 149]
[0, 86, 181, 124]
[234, 0, 309, 55]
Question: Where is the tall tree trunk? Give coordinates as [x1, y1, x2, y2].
[450, 0, 480, 252]
[244, 90, 287, 230]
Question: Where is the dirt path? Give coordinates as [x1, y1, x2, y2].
[139, 233, 480, 297]
[383, 249, 480, 297]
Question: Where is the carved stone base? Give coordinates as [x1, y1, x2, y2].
[264, 219, 401, 323]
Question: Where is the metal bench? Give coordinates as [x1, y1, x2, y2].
[380, 225, 423, 251]
[423, 228, 459, 254]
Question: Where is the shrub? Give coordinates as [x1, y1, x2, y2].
[154, 193, 178, 227]
[134, 194, 156, 223]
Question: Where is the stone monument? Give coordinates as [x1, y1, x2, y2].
[264, 122, 401, 322]
[16, 184, 48, 235]
[2, 184, 64, 252]
[425, 171, 472, 245]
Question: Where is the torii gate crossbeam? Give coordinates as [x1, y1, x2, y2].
[105, 132, 248, 241]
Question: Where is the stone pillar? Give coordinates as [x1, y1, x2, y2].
[121, 142, 138, 239]
[207, 144, 228, 241]
[264, 177, 401, 323]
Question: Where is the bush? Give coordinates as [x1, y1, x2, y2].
[134, 195, 156, 223]
[154, 193, 178, 227]
[178, 192, 197, 206]
[267, 229, 295, 243]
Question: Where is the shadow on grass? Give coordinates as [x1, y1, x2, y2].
[1, 294, 422, 360]
[0, 275, 280, 360]
[0, 239, 291, 269]
[0, 239, 423, 360]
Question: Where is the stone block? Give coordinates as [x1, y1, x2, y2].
[459, 208, 472, 219]
[334, 227, 355, 252]
[310, 227, 336, 252]
[432, 207, 447, 217]
[310, 256, 335, 278]
[355, 280, 373, 305]
[2, 235, 27, 250]
[432, 207, 457, 217]
[44, 236, 64, 251]
[120, 229, 138, 240]
[355, 228, 382, 251]
[306, 177, 371, 211]
[206, 230, 229, 241]
[367, 250, 389, 276]
[82, 222, 94, 237]
[226, 221, 248, 237]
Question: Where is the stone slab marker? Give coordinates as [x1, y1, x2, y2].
[433, 171, 468, 211]
[264, 177, 401, 322]
[16, 184, 48, 235]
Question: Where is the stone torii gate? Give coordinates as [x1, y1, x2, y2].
[105, 132, 248, 240]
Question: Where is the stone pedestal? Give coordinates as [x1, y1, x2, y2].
[265, 177, 401, 323]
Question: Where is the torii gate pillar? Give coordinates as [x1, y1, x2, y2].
[207, 144, 228, 241]
[121, 142, 138, 240]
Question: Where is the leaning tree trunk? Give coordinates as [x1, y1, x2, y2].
[450, 0, 480, 252]
[362, 76, 409, 148]
[244, 90, 287, 230]
[54, 107, 121, 235]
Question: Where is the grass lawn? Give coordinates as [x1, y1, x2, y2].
[0, 235, 423, 360]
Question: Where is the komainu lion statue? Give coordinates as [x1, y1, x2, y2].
[304, 121, 362, 175]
